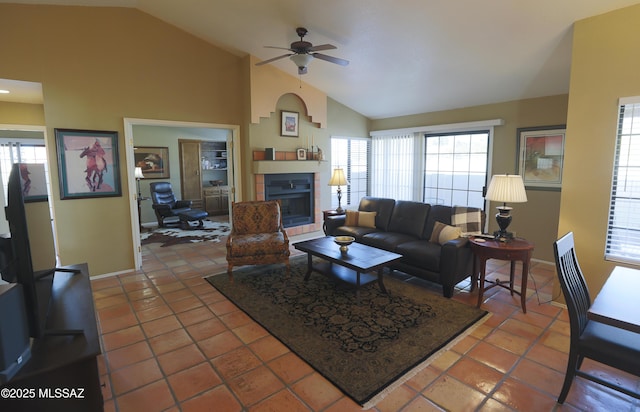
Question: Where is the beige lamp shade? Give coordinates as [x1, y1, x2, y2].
[485, 174, 527, 203]
[328, 168, 349, 186]
[134, 167, 145, 179]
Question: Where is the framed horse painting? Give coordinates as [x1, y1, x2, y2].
[133, 146, 170, 179]
[55, 128, 122, 199]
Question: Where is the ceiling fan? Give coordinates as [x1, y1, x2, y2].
[255, 27, 349, 75]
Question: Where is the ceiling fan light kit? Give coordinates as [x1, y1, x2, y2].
[290, 54, 314, 68]
[256, 27, 348, 75]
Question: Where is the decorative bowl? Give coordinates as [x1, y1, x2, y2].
[334, 236, 355, 253]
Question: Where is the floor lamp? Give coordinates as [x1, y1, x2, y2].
[328, 168, 349, 213]
[484, 174, 527, 241]
[135, 167, 144, 197]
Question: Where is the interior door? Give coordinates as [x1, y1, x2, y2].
[179, 140, 203, 209]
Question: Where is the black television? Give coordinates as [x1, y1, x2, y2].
[3, 163, 81, 338]
[3, 163, 57, 338]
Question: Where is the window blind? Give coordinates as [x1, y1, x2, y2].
[330, 137, 370, 209]
[371, 133, 416, 200]
[606, 98, 640, 264]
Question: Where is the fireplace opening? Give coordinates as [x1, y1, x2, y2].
[265, 173, 314, 228]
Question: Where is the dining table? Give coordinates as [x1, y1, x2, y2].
[587, 266, 640, 334]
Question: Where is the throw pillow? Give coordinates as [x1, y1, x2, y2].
[344, 210, 377, 228]
[451, 206, 482, 236]
[430, 221, 462, 245]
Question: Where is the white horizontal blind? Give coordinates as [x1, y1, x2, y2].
[606, 98, 640, 264]
[371, 133, 416, 200]
[330, 137, 370, 209]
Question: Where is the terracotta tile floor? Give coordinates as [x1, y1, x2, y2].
[92, 231, 640, 411]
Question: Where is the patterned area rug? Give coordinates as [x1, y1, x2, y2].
[141, 220, 230, 247]
[206, 255, 489, 407]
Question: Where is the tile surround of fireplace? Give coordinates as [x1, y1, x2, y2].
[255, 173, 322, 236]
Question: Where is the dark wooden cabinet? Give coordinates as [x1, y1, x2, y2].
[0, 264, 103, 412]
[179, 140, 204, 209]
[204, 185, 229, 215]
[180, 140, 228, 212]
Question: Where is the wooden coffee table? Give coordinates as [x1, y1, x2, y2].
[293, 237, 402, 298]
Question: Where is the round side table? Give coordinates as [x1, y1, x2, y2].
[470, 237, 534, 313]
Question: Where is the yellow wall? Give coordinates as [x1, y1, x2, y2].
[0, 4, 369, 276]
[371, 94, 569, 262]
[0, 102, 45, 125]
[0, 4, 244, 275]
[559, 3, 640, 296]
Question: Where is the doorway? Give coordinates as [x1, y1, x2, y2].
[124, 118, 241, 270]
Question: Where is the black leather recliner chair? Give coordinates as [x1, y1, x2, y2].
[149, 182, 192, 227]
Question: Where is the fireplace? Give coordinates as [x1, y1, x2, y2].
[264, 173, 314, 228]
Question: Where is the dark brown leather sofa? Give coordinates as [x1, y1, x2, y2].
[325, 197, 484, 298]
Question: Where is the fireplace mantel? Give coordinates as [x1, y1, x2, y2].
[253, 160, 325, 174]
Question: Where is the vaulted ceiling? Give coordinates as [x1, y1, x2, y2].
[3, 0, 640, 119]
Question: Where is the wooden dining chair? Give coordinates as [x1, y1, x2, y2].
[553, 232, 640, 403]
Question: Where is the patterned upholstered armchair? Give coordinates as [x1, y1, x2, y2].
[226, 200, 290, 280]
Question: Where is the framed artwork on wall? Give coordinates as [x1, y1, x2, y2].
[134, 146, 170, 179]
[55, 128, 121, 199]
[281, 110, 299, 137]
[19, 163, 48, 202]
[517, 125, 566, 190]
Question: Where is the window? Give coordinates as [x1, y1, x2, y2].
[330, 137, 370, 209]
[371, 133, 418, 200]
[606, 97, 640, 264]
[369, 124, 494, 208]
[423, 131, 489, 208]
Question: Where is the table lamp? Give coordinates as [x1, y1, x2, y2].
[134, 167, 144, 197]
[484, 174, 527, 240]
[328, 168, 349, 213]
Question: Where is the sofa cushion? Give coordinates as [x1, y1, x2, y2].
[395, 240, 441, 273]
[430, 221, 462, 245]
[357, 197, 396, 231]
[423, 205, 454, 239]
[452, 206, 482, 235]
[387, 200, 431, 238]
[345, 210, 377, 228]
[362, 231, 417, 252]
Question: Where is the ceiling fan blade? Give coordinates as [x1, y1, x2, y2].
[255, 54, 293, 66]
[308, 44, 337, 52]
[298, 66, 308, 75]
[312, 53, 349, 66]
[264, 46, 294, 51]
